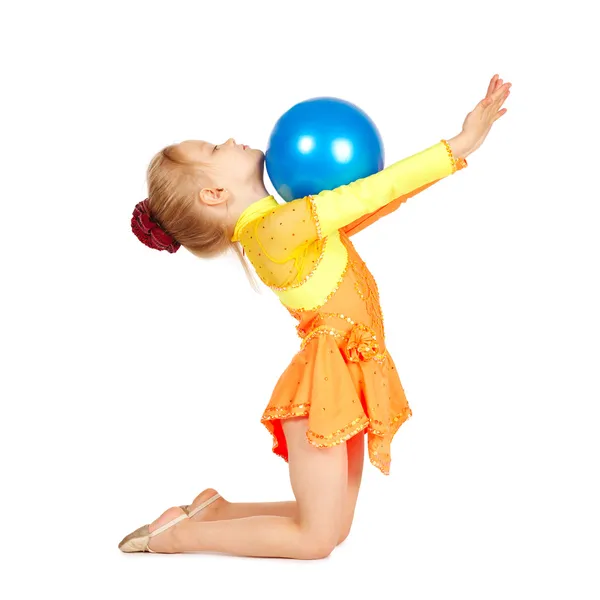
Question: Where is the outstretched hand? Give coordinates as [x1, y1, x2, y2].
[448, 74, 511, 159]
[460, 74, 511, 156]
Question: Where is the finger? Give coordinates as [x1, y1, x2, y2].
[486, 95, 506, 123]
[479, 84, 506, 112]
[493, 108, 508, 122]
[490, 96, 508, 116]
[495, 88, 511, 109]
[488, 74, 501, 97]
[486, 74, 498, 97]
[488, 82, 511, 107]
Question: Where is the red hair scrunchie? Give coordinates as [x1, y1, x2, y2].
[131, 199, 181, 253]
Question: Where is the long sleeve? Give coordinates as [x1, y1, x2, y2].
[342, 154, 467, 237]
[311, 140, 466, 239]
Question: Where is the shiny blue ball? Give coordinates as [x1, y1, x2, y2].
[265, 97, 384, 203]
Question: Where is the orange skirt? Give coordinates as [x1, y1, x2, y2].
[261, 331, 411, 475]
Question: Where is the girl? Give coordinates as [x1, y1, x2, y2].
[120, 74, 511, 558]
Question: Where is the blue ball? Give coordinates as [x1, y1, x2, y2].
[265, 97, 384, 203]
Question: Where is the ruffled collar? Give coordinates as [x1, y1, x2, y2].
[231, 195, 279, 242]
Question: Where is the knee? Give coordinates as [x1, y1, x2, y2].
[337, 525, 352, 546]
[336, 513, 355, 546]
[299, 531, 338, 560]
[337, 518, 354, 546]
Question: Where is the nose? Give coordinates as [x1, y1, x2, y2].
[226, 138, 236, 146]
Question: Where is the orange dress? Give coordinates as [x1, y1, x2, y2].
[232, 140, 467, 474]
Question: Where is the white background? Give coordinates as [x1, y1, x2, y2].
[2, 0, 599, 598]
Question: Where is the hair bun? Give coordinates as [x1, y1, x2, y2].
[131, 199, 181, 253]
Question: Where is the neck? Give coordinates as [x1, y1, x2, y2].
[227, 182, 272, 232]
[245, 181, 271, 205]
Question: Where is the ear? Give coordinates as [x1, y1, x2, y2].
[199, 187, 229, 206]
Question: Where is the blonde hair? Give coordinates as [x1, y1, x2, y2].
[146, 145, 257, 286]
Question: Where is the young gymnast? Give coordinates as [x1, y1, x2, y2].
[120, 74, 511, 558]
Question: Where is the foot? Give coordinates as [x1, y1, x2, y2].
[146, 506, 188, 553]
[187, 488, 227, 522]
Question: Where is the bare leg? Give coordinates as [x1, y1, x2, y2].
[186, 432, 365, 544]
[148, 417, 348, 558]
[186, 490, 297, 520]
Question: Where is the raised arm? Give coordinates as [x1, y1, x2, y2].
[255, 72, 511, 257]
[310, 140, 463, 239]
[342, 155, 467, 237]
[317, 72, 512, 238]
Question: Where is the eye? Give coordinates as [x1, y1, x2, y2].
[214, 145, 219, 151]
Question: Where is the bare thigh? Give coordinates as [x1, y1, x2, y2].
[282, 417, 348, 552]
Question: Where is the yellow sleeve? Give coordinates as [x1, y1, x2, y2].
[236, 198, 321, 291]
[253, 197, 319, 262]
[342, 155, 467, 237]
[311, 140, 465, 239]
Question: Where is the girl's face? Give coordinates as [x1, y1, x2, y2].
[172, 139, 267, 222]
[178, 138, 264, 186]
